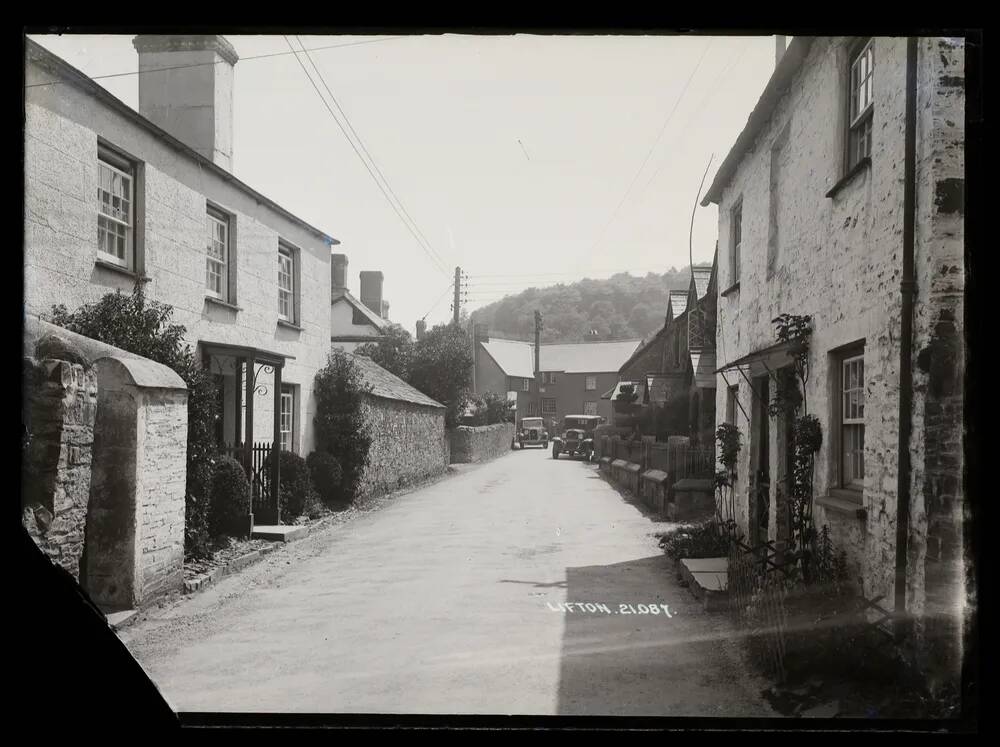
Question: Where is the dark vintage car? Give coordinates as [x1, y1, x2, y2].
[514, 416, 549, 449]
[551, 414, 605, 461]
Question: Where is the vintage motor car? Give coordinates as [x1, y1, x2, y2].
[513, 416, 549, 449]
[551, 414, 605, 461]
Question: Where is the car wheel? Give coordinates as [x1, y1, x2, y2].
[552, 444, 559, 459]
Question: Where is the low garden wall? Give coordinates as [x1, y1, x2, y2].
[448, 422, 515, 464]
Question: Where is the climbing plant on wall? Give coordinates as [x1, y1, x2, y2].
[714, 421, 742, 535]
[766, 313, 833, 583]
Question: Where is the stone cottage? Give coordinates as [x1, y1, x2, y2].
[349, 354, 449, 497]
[703, 36, 965, 677]
[617, 252, 718, 446]
[24, 36, 341, 523]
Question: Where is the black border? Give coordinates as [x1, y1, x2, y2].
[15, 23, 984, 734]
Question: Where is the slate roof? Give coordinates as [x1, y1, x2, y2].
[702, 37, 815, 206]
[668, 290, 689, 318]
[481, 337, 642, 377]
[332, 291, 390, 332]
[350, 354, 444, 409]
[25, 40, 338, 246]
[601, 379, 646, 402]
[540, 339, 642, 373]
[692, 265, 713, 300]
[480, 338, 536, 379]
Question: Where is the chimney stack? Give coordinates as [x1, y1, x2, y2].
[416, 320, 427, 340]
[331, 253, 349, 299]
[775, 35, 787, 67]
[381, 300, 390, 320]
[133, 35, 238, 171]
[359, 271, 384, 318]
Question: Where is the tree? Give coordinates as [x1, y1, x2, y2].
[628, 304, 656, 337]
[355, 323, 413, 380]
[469, 391, 515, 425]
[313, 349, 373, 503]
[50, 284, 219, 558]
[472, 267, 695, 343]
[408, 323, 474, 427]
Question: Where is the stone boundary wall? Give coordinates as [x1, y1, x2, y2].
[22, 316, 188, 610]
[358, 397, 449, 499]
[448, 423, 516, 464]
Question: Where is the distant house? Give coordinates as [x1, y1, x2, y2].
[617, 250, 718, 446]
[472, 328, 641, 426]
[330, 255, 392, 351]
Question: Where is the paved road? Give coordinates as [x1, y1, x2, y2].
[121, 448, 774, 716]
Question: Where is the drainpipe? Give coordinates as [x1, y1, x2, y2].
[894, 36, 918, 624]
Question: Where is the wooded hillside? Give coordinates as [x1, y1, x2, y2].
[469, 267, 693, 343]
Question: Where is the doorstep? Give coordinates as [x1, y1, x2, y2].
[678, 556, 728, 612]
[105, 608, 139, 631]
[251, 524, 309, 542]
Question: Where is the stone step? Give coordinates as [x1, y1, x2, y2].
[251, 524, 309, 543]
[105, 608, 139, 631]
[678, 557, 728, 612]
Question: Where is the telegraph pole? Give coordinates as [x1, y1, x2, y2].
[453, 266, 461, 325]
[534, 310, 543, 420]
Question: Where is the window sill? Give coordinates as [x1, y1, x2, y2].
[277, 319, 304, 332]
[205, 297, 242, 312]
[721, 281, 741, 298]
[95, 258, 150, 283]
[825, 156, 871, 199]
[815, 491, 866, 519]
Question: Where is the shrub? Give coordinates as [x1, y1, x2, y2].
[407, 323, 473, 427]
[313, 350, 372, 503]
[657, 520, 728, 560]
[307, 451, 343, 505]
[208, 456, 251, 538]
[265, 450, 315, 522]
[467, 391, 515, 426]
[185, 456, 215, 557]
[50, 284, 219, 558]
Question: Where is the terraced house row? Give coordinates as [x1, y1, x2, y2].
[704, 36, 966, 680]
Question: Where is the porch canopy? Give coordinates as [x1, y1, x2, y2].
[714, 340, 794, 381]
[714, 340, 795, 427]
[199, 341, 296, 525]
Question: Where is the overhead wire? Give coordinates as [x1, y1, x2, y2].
[283, 36, 449, 276]
[420, 279, 456, 321]
[584, 36, 714, 256]
[25, 36, 409, 89]
[294, 35, 451, 274]
[636, 38, 752, 200]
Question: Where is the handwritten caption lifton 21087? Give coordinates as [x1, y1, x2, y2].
[547, 602, 674, 617]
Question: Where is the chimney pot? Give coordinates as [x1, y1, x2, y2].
[133, 35, 238, 171]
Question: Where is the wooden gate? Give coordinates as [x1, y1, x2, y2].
[225, 441, 279, 525]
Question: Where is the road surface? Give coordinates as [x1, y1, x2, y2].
[120, 448, 774, 716]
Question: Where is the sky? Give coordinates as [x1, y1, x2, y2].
[28, 32, 780, 331]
